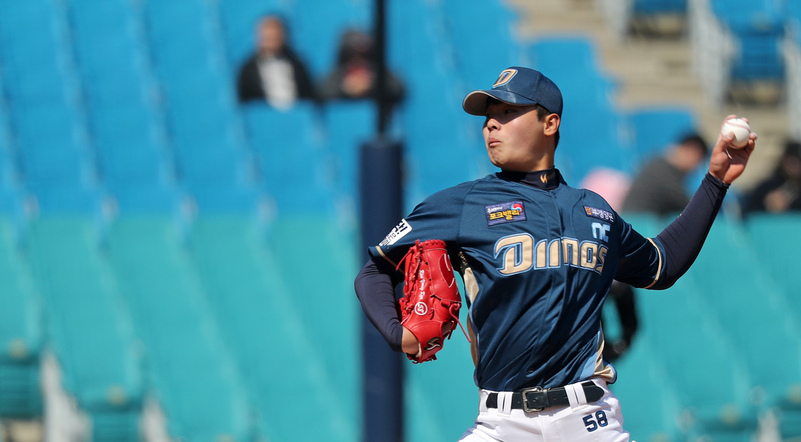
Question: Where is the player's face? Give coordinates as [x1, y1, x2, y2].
[483, 102, 554, 172]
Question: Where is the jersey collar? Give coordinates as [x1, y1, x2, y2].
[498, 168, 562, 190]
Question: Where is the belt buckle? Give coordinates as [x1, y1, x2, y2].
[521, 386, 545, 412]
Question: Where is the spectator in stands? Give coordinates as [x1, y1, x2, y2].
[594, 132, 708, 362]
[622, 132, 710, 215]
[742, 140, 801, 216]
[319, 28, 405, 104]
[237, 14, 318, 107]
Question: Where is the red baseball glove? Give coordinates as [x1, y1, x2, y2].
[397, 240, 468, 363]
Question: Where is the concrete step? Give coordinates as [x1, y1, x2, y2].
[508, 0, 606, 35]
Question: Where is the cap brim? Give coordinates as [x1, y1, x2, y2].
[462, 90, 539, 116]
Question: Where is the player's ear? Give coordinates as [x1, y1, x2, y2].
[543, 114, 560, 137]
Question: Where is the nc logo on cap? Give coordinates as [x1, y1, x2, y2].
[493, 69, 518, 88]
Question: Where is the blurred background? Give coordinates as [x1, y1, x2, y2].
[0, 0, 799, 440]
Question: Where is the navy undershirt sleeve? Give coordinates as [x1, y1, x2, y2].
[651, 172, 729, 289]
[354, 259, 404, 352]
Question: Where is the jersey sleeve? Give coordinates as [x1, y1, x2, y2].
[615, 173, 729, 289]
[368, 187, 466, 267]
[614, 217, 666, 289]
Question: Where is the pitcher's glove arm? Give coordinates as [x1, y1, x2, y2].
[355, 259, 405, 352]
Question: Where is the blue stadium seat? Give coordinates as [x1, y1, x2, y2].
[67, 0, 159, 141]
[27, 216, 144, 418]
[709, 0, 785, 84]
[0, 219, 44, 418]
[0, 149, 21, 191]
[30, 185, 105, 215]
[90, 409, 142, 442]
[19, 147, 95, 192]
[105, 217, 255, 440]
[176, 146, 251, 185]
[145, 2, 226, 82]
[0, 362, 42, 419]
[744, 213, 801, 439]
[80, 69, 153, 111]
[528, 36, 614, 85]
[633, 0, 687, 15]
[110, 183, 185, 216]
[171, 133, 260, 215]
[241, 103, 338, 213]
[558, 109, 631, 183]
[401, 98, 485, 200]
[637, 277, 759, 438]
[687, 217, 801, 431]
[322, 101, 377, 199]
[188, 216, 360, 440]
[610, 338, 686, 441]
[0, 0, 71, 83]
[0, 186, 28, 228]
[624, 106, 699, 169]
[619, 213, 760, 437]
[143, 0, 218, 70]
[745, 214, 801, 315]
[185, 183, 263, 214]
[789, 0, 801, 46]
[387, 0, 454, 88]
[166, 101, 243, 149]
[0, 65, 72, 106]
[730, 31, 784, 81]
[287, 0, 371, 79]
[97, 145, 173, 191]
[12, 104, 85, 152]
[441, 0, 522, 89]
[710, 0, 783, 32]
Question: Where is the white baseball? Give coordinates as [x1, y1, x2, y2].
[720, 118, 751, 149]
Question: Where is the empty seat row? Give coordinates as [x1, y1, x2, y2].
[618, 212, 801, 441]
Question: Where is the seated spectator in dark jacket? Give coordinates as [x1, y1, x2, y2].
[237, 15, 317, 107]
[319, 29, 404, 104]
[743, 140, 801, 216]
[623, 132, 709, 216]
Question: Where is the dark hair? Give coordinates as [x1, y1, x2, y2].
[337, 29, 374, 65]
[534, 104, 560, 149]
[259, 12, 289, 32]
[676, 132, 709, 157]
[783, 140, 801, 160]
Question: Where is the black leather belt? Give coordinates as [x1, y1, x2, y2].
[486, 381, 604, 412]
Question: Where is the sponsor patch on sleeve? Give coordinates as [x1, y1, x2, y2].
[379, 219, 412, 246]
[486, 201, 526, 226]
[583, 206, 615, 222]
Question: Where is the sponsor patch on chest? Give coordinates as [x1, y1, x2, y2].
[486, 201, 526, 226]
[583, 206, 615, 222]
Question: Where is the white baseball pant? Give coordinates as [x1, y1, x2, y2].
[459, 378, 631, 441]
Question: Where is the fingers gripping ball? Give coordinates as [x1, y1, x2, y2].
[397, 240, 469, 363]
[720, 118, 751, 149]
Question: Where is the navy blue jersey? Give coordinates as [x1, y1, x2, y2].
[370, 170, 665, 392]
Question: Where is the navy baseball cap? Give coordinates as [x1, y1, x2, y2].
[462, 67, 563, 117]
